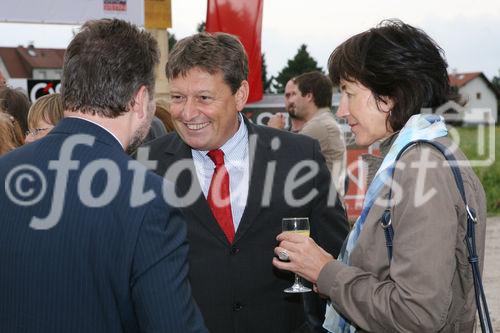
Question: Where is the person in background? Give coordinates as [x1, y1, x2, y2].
[143, 32, 349, 333]
[292, 72, 346, 197]
[268, 79, 306, 133]
[0, 18, 207, 333]
[0, 86, 31, 135]
[25, 93, 64, 143]
[273, 19, 486, 332]
[269, 72, 347, 197]
[0, 112, 24, 155]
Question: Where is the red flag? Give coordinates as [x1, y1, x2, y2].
[206, 0, 263, 103]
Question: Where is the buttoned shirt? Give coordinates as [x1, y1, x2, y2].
[192, 113, 249, 231]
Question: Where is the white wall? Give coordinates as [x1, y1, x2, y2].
[33, 68, 63, 80]
[460, 77, 498, 123]
[0, 58, 10, 80]
[5, 78, 27, 92]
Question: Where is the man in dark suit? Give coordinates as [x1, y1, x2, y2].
[143, 32, 349, 333]
[0, 19, 207, 333]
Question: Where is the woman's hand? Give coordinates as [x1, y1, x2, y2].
[272, 232, 334, 284]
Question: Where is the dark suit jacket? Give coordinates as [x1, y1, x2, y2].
[144, 117, 349, 333]
[0, 118, 207, 333]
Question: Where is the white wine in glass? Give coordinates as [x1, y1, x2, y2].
[282, 217, 312, 293]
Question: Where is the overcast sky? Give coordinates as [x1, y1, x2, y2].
[1, 0, 499, 80]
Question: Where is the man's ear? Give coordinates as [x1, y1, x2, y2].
[132, 85, 149, 120]
[305, 92, 314, 103]
[235, 81, 249, 111]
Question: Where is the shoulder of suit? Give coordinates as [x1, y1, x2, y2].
[249, 121, 316, 145]
[142, 132, 180, 154]
[146, 131, 178, 146]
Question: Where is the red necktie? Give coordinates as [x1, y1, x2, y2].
[207, 149, 235, 243]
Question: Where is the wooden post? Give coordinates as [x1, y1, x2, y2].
[147, 28, 169, 100]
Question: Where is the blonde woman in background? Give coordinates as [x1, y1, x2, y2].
[25, 93, 64, 143]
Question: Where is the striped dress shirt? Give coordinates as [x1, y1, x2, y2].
[192, 113, 249, 231]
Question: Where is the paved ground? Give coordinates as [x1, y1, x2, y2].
[481, 216, 500, 331]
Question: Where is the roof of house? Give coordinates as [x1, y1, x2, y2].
[448, 72, 482, 88]
[0, 46, 65, 78]
[449, 71, 500, 98]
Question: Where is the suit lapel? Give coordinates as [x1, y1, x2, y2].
[162, 136, 231, 246]
[234, 121, 272, 243]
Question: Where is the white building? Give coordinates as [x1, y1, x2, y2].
[448, 72, 498, 124]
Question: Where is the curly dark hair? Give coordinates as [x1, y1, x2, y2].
[328, 19, 459, 131]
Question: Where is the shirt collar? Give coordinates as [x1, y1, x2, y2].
[193, 112, 248, 162]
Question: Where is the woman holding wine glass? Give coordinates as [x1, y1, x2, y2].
[273, 20, 487, 332]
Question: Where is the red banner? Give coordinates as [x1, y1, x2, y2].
[206, 0, 263, 103]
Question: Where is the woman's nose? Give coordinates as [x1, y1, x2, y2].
[336, 95, 349, 118]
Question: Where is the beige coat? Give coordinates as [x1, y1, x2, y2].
[300, 108, 346, 197]
[317, 135, 487, 333]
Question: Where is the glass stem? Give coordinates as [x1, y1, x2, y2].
[294, 274, 301, 286]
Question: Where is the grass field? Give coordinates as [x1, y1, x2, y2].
[454, 126, 500, 215]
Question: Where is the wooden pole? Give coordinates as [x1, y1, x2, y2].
[147, 28, 169, 100]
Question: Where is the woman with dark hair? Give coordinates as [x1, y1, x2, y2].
[0, 112, 24, 155]
[0, 86, 31, 135]
[273, 20, 486, 332]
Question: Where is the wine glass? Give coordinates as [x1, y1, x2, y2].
[282, 217, 312, 293]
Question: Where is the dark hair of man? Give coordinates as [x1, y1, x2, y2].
[328, 19, 459, 131]
[293, 71, 333, 108]
[0, 86, 31, 134]
[166, 32, 248, 94]
[61, 19, 159, 118]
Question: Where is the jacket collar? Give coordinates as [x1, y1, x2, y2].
[50, 117, 124, 152]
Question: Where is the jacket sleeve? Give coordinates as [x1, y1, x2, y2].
[317, 145, 461, 332]
[130, 195, 208, 333]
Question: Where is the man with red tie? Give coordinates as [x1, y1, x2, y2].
[143, 32, 349, 333]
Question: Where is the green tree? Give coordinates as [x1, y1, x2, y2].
[492, 71, 500, 92]
[261, 53, 273, 93]
[197, 21, 206, 32]
[168, 30, 177, 52]
[492, 70, 500, 121]
[273, 44, 323, 93]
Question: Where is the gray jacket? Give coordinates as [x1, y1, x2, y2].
[317, 135, 487, 332]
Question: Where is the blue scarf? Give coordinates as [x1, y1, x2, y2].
[323, 114, 448, 333]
